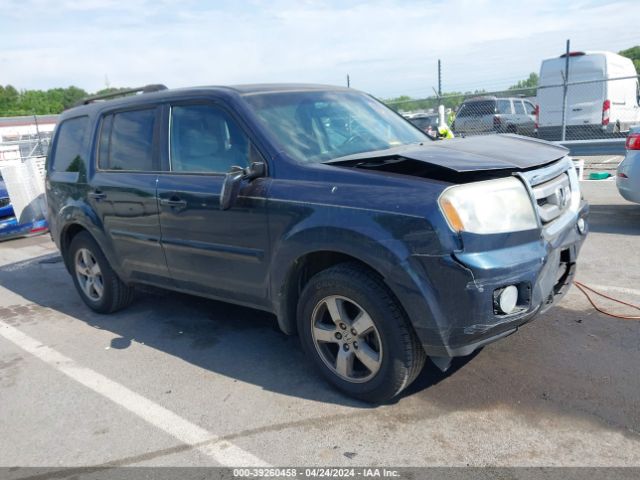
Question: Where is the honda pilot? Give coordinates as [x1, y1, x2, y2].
[45, 84, 589, 402]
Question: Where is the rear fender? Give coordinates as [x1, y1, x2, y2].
[55, 202, 124, 279]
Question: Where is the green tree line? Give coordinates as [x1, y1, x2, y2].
[0, 86, 129, 117]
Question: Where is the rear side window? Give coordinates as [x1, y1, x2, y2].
[99, 108, 157, 171]
[51, 116, 89, 172]
[496, 100, 512, 114]
[513, 101, 526, 115]
[459, 100, 495, 117]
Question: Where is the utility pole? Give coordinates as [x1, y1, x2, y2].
[346, 74, 350, 88]
[561, 39, 570, 141]
[437, 59, 444, 127]
[437, 59, 442, 97]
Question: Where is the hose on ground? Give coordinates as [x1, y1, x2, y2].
[574, 281, 640, 320]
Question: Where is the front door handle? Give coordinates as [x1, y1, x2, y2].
[160, 198, 187, 208]
[88, 190, 106, 200]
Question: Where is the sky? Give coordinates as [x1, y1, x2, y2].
[1, 0, 638, 99]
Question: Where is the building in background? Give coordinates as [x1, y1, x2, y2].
[0, 115, 58, 162]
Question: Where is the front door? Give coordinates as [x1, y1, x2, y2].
[156, 101, 271, 308]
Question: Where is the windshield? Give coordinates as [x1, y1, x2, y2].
[243, 90, 428, 163]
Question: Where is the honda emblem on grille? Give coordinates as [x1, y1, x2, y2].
[556, 186, 570, 208]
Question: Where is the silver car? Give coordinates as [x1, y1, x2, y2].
[617, 127, 640, 203]
[452, 96, 537, 137]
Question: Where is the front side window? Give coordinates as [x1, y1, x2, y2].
[170, 104, 251, 173]
[99, 108, 157, 171]
[51, 116, 89, 172]
[244, 90, 427, 163]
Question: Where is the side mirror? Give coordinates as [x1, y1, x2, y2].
[244, 161, 265, 180]
[220, 162, 265, 211]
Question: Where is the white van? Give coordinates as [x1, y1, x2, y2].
[537, 51, 640, 140]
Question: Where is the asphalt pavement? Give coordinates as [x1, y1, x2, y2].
[0, 180, 639, 468]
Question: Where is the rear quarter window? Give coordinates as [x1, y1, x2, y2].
[98, 108, 158, 171]
[50, 116, 89, 172]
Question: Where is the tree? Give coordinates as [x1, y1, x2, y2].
[619, 46, 640, 72]
[0, 86, 88, 116]
[509, 73, 538, 90]
[508, 72, 538, 97]
[0, 85, 20, 115]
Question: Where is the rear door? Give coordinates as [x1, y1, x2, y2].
[156, 100, 272, 308]
[90, 106, 170, 284]
[495, 99, 513, 132]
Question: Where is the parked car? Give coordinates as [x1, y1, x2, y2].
[537, 51, 640, 140]
[45, 84, 588, 402]
[451, 96, 536, 136]
[406, 113, 440, 135]
[616, 127, 640, 203]
[0, 173, 48, 241]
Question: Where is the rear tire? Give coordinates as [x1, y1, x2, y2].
[297, 262, 426, 403]
[68, 232, 134, 313]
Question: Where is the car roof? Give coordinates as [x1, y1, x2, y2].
[228, 83, 352, 95]
[462, 96, 529, 103]
[60, 83, 355, 119]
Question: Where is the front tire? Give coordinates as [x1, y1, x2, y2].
[68, 232, 134, 313]
[297, 263, 425, 403]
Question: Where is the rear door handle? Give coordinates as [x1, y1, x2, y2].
[88, 191, 106, 200]
[160, 198, 187, 208]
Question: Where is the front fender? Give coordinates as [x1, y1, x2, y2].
[268, 206, 445, 348]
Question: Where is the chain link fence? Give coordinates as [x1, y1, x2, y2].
[390, 75, 640, 142]
[0, 133, 52, 164]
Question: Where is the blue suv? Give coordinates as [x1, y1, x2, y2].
[45, 84, 588, 402]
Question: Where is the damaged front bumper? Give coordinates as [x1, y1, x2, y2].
[409, 200, 589, 361]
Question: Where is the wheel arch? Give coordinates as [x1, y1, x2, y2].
[278, 250, 389, 335]
[270, 218, 421, 336]
[55, 204, 121, 279]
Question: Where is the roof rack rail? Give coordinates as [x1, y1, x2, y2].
[75, 84, 168, 106]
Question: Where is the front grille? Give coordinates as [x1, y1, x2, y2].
[0, 197, 10, 209]
[531, 172, 572, 225]
[520, 157, 577, 236]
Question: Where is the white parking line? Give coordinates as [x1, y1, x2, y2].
[581, 284, 640, 298]
[0, 320, 269, 467]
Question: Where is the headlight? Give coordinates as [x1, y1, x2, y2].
[439, 177, 538, 234]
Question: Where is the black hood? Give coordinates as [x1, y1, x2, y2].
[326, 134, 568, 173]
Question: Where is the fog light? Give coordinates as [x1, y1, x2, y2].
[577, 217, 586, 235]
[498, 285, 519, 314]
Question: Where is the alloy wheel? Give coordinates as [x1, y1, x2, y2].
[311, 295, 383, 383]
[75, 248, 104, 301]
